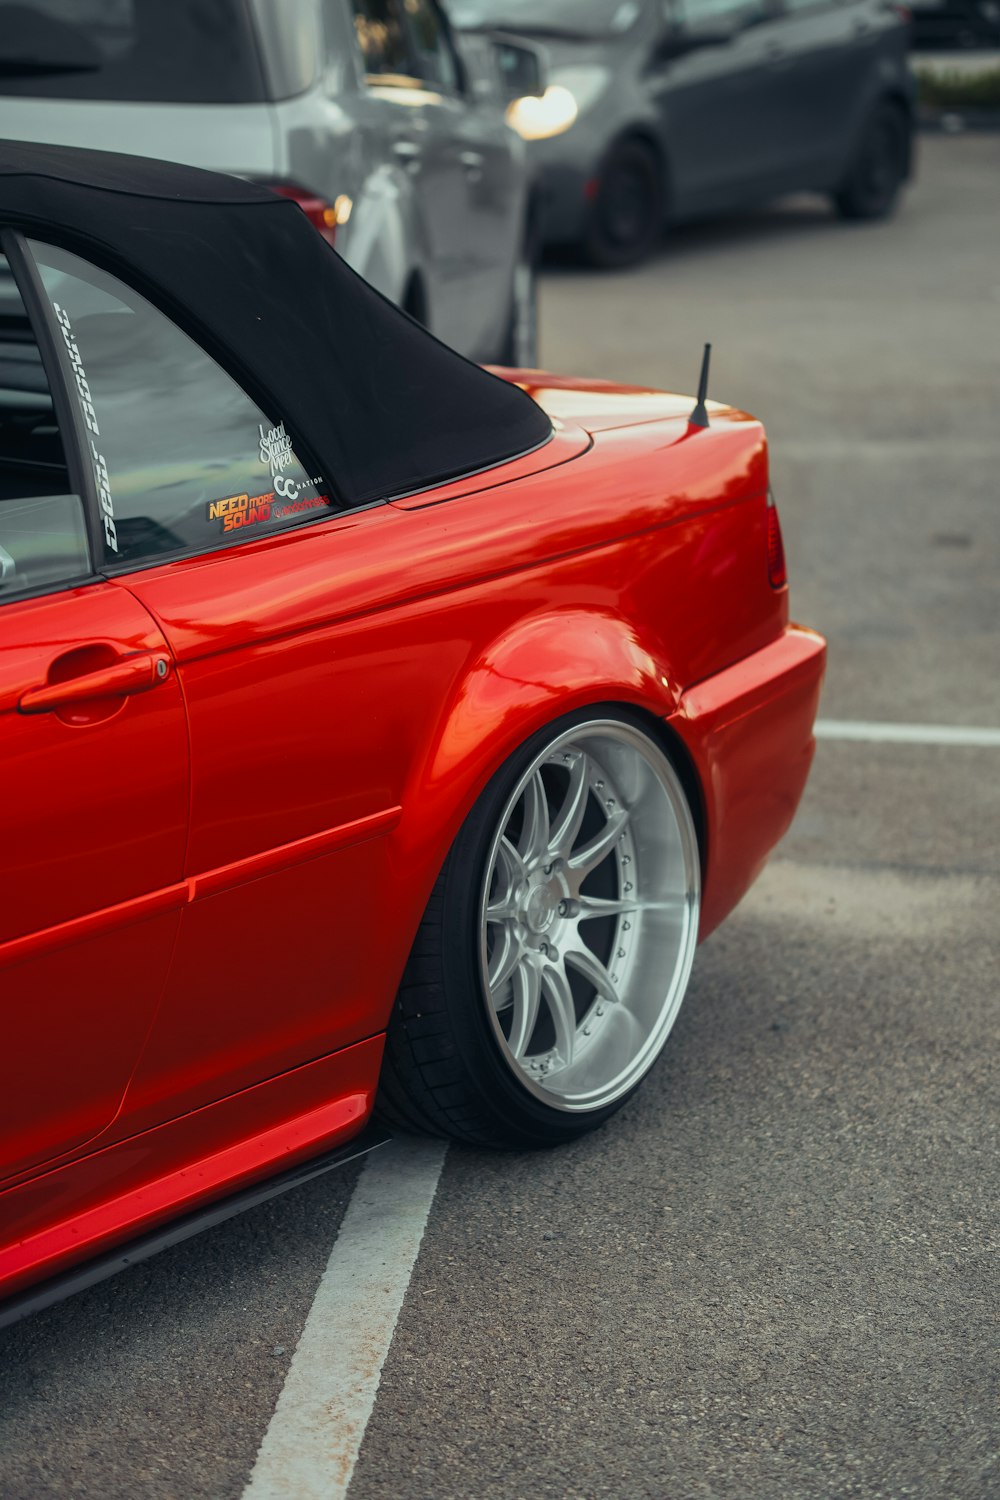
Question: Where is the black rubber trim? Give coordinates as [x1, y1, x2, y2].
[0, 1124, 390, 1331]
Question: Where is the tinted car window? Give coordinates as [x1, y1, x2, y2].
[28, 241, 335, 568]
[352, 0, 416, 77]
[450, 0, 642, 37]
[671, 0, 767, 23]
[401, 0, 460, 91]
[0, 253, 91, 598]
[0, 0, 267, 104]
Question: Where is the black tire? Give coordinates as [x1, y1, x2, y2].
[834, 102, 909, 222]
[583, 138, 665, 270]
[377, 706, 701, 1149]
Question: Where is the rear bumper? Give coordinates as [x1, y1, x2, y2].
[669, 625, 827, 940]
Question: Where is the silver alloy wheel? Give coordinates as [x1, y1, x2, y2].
[479, 719, 700, 1112]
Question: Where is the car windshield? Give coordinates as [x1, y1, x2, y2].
[450, 0, 643, 40]
[0, 0, 267, 103]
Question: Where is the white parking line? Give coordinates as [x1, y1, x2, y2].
[815, 720, 1000, 748]
[242, 1136, 448, 1500]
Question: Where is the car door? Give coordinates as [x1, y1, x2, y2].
[653, 0, 798, 216]
[767, 0, 891, 186]
[399, 0, 522, 359]
[346, 0, 503, 354]
[0, 237, 190, 1182]
[11, 237, 406, 1133]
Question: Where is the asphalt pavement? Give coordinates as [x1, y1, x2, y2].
[1, 133, 997, 1500]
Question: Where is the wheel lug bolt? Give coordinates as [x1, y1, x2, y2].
[617, 948, 626, 958]
[583, 1025, 591, 1036]
[596, 1005, 605, 1016]
[623, 921, 631, 931]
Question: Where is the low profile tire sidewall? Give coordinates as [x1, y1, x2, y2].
[435, 706, 699, 1146]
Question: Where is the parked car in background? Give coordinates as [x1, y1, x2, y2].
[0, 0, 541, 364]
[451, 0, 917, 266]
[909, 0, 1000, 49]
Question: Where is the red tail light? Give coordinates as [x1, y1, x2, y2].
[263, 181, 339, 248]
[766, 491, 787, 590]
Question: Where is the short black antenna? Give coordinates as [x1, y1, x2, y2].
[688, 342, 711, 429]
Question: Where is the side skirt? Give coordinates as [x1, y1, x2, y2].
[0, 1125, 389, 1332]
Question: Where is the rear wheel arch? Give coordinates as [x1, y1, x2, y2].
[378, 700, 704, 1146]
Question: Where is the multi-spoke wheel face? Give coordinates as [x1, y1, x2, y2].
[479, 720, 700, 1113]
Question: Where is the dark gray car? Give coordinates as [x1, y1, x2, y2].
[452, 0, 916, 266]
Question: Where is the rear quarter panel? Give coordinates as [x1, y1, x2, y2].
[126, 407, 777, 1045]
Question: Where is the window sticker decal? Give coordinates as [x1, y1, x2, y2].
[207, 491, 274, 533]
[51, 301, 119, 553]
[272, 495, 329, 520]
[90, 440, 118, 553]
[259, 420, 294, 476]
[53, 303, 100, 437]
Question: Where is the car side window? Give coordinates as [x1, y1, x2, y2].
[26, 240, 335, 570]
[351, 0, 418, 81]
[400, 0, 461, 93]
[0, 252, 92, 602]
[669, 0, 768, 26]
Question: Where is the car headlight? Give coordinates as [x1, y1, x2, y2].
[506, 67, 609, 142]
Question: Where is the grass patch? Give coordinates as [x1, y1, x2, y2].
[914, 63, 1000, 109]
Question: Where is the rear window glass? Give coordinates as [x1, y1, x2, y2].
[28, 239, 335, 567]
[0, 0, 268, 104]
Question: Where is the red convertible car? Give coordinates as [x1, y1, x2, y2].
[0, 142, 824, 1325]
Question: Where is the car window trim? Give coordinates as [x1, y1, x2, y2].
[1, 228, 104, 582]
[398, 0, 467, 98]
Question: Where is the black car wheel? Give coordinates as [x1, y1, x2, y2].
[378, 707, 701, 1148]
[835, 102, 909, 222]
[583, 138, 665, 270]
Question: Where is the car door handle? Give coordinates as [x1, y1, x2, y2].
[19, 652, 171, 714]
[460, 150, 484, 180]
[392, 140, 421, 161]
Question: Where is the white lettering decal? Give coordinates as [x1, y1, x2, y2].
[90, 439, 118, 553]
[259, 420, 294, 476]
[274, 473, 301, 501]
[53, 302, 100, 436]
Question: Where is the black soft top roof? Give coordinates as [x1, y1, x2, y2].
[0, 140, 551, 507]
